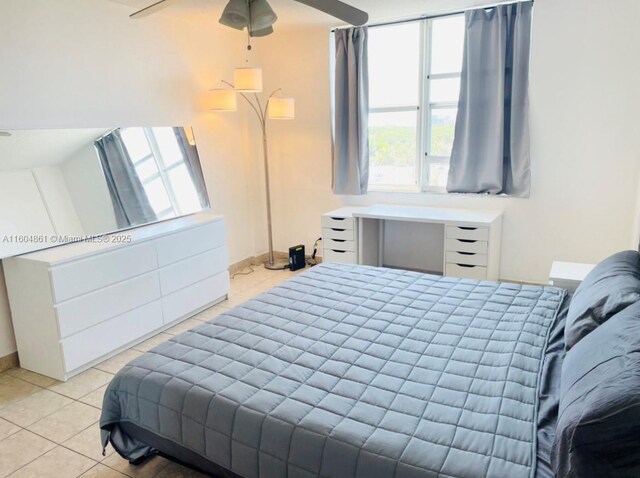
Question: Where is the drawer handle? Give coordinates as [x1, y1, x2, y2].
[456, 263, 476, 268]
[331, 217, 346, 221]
[456, 252, 475, 256]
[331, 239, 346, 243]
[458, 227, 477, 231]
[457, 239, 477, 244]
[330, 228, 346, 232]
[331, 250, 347, 253]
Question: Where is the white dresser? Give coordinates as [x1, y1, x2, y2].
[3, 212, 229, 381]
[322, 205, 503, 281]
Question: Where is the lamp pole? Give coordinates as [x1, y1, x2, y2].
[222, 81, 288, 270]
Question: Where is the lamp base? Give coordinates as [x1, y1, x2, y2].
[264, 260, 289, 271]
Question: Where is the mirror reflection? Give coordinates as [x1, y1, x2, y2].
[0, 126, 209, 258]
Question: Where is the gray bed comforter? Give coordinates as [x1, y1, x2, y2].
[101, 263, 566, 478]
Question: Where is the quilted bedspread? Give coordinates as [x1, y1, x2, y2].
[101, 263, 565, 478]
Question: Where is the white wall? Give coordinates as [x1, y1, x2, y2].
[60, 145, 118, 235]
[256, 0, 640, 284]
[32, 166, 85, 236]
[0, 0, 260, 357]
[0, 170, 56, 257]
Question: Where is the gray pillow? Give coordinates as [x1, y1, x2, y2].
[564, 250, 640, 350]
[552, 301, 640, 478]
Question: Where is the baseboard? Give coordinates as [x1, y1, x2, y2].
[228, 252, 276, 275]
[229, 252, 323, 275]
[0, 351, 18, 373]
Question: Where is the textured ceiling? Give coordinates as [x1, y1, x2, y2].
[107, 0, 494, 27]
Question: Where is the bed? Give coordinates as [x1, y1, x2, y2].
[101, 262, 570, 478]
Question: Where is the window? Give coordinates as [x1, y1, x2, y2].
[368, 15, 465, 192]
[120, 127, 201, 219]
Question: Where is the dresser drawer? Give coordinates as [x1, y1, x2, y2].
[162, 271, 229, 324]
[159, 246, 228, 295]
[322, 227, 355, 241]
[445, 263, 488, 281]
[324, 239, 354, 252]
[445, 251, 487, 267]
[446, 225, 489, 241]
[50, 242, 157, 302]
[61, 300, 163, 373]
[156, 220, 225, 267]
[56, 272, 161, 338]
[445, 238, 488, 254]
[323, 249, 356, 264]
[321, 215, 355, 230]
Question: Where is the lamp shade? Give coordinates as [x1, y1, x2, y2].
[219, 0, 249, 30]
[250, 0, 277, 31]
[249, 25, 274, 37]
[209, 89, 237, 111]
[234, 67, 263, 93]
[268, 97, 295, 120]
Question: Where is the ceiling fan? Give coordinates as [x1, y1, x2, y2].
[129, 0, 369, 36]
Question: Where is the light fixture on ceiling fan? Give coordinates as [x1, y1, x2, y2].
[129, 0, 369, 37]
[218, 0, 277, 37]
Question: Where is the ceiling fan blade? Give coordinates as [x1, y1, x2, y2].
[294, 0, 368, 26]
[130, 0, 179, 19]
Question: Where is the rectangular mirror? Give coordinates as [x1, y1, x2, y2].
[0, 126, 209, 258]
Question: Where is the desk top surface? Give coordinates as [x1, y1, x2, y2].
[351, 204, 502, 226]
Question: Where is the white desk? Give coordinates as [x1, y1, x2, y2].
[322, 205, 503, 280]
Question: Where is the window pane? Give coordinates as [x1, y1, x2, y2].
[430, 108, 458, 156]
[134, 158, 159, 182]
[369, 111, 418, 186]
[430, 15, 465, 75]
[426, 161, 450, 189]
[167, 164, 201, 214]
[144, 178, 172, 215]
[121, 128, 151, 162]
[152, 127, 184, 167]
[368, 22, 421, 108]
[430, 77, 461, 104]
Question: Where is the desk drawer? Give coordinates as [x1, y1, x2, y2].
[323, 249, 356, 264]
[50, 242, 157, 302]
[321, 216, 354, 230]
[322, 228, 355, 241]
[446, 251, 487, 267]
[446, 263, 488, 281]
[156, 220, 225, 267]
[61, 300, 163, 373]
[162, 272, 229, 324]
[445, 238, 488, 254]
[446, 225, 489, 241]
[56, 271, 161, 338]
[324, 239, 354, 252]
[159, 246, 228, 295]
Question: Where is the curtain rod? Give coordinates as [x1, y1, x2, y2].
[330, 0, 533, 32]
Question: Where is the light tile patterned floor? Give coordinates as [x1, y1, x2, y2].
[0, 266, 301, 478]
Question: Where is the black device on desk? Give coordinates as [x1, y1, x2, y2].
[289, 245, 305, 271]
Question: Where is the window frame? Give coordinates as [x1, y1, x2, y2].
[367, 15, 464, 194]
[126, 128, 192, 219]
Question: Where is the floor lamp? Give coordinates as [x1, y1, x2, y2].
[210, 68, 295, 270]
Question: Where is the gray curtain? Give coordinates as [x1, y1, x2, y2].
[447, 1, 532, 197]
[332, 27, 369, 195]
[95, 130, 157, 228]
[174, 128, 210, 208]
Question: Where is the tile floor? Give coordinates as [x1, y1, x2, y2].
[0, 266, 302, 478]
